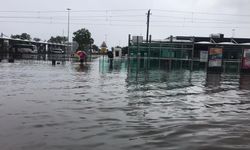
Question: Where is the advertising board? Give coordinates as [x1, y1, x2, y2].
[208, 48, 223, 67]
[200, 51, 208, 62]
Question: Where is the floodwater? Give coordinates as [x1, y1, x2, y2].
[1, 57, 250, 150]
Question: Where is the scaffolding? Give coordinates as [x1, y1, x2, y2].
[128, 35, 250, 74]
[128, 35, 194, 71]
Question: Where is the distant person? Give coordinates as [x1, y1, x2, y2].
[76, 50, 87, 65]
[108, 50, 114, 70]
[107, 50, 113, 59]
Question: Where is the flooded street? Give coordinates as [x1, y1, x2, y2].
[1, 57, 250, 150]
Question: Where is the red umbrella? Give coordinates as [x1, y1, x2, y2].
[76, 50, 87, 59]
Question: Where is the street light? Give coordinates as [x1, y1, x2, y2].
[67, 8, 71, 53]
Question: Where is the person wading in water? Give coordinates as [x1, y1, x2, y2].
[107, 50, 113, 68]
[76, 50, 87, 65]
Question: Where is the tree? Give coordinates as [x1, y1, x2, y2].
[33, 38, 41, 42]
[20, 33, 31, 40]
[92, 44, 99, 52]
[48, 36, 67, 43]
[73, 28, 94, 50]
[122, 46, 128, 55]
[11, 33, 31, 40]
[11, 34, 20, 39]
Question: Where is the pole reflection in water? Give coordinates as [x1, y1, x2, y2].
[240, 75, 250, 90]
[205, 73, 223, 94]
[205, 73, 221, 88]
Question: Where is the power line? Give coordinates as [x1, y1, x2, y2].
[153, 15, 250, 23]
[1, 9, 250, 30]
[0, 9, 148, 13]
[1, 12, 250, 23]
[1, 20, 249, 29]
[152, 9, 250, 17]
[151, 20, 250, 25]
[0, 10, 67, 13]
[1, 8, 250, 17]
[1, 18, 250, 25]
[2, 16, 250, 25]
[0, 15, 145, 19]
[71, 9, 147, 12]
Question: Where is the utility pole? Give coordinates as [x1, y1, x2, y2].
[67, 8, 71, 53]
[146, 9, 151, 43]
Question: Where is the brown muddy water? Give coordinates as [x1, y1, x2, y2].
[1, 57, 250, 150]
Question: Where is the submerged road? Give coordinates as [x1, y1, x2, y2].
[0, 58, 250, 150]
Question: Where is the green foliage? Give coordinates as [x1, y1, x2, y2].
[11, 33, 31, 40]
[92, 44, 99, 51]
[11, 35, 20, 39]
[33, 38, 41, 42]
[48, 36, 67, 43]
[122, 46, 128, 55]
[73, 28, 94, 50]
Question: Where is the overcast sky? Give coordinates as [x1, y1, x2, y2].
[1, 0, 250, 47]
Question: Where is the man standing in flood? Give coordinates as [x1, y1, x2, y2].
[107, 49, 113, 68]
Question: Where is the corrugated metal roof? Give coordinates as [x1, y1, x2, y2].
[196, 41, 213, 44]
[218, 42, 235, 45]
[240, 43, 250, 46]
[0, 37, 66, 46]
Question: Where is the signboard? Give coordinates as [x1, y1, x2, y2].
[3, 40, 9, 46]
[208, 48, 223, 67]
[200, 51, 208, 62]
[242, 49, 250, 69]
[132, 36, 143, 43]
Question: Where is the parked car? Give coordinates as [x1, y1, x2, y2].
[51, 48, 65, 54]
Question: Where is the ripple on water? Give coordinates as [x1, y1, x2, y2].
[1, 60, 250, 150]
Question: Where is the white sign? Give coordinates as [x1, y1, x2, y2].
[209, 61, 222, 67]
[3, 40, 9, 46]
[200, 51, 208, 62]
[132, 36, 143, 43]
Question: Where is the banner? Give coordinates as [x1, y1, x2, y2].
[200, 51, 208, 62]
[208, 48, 223, 67]
[242, 49, 250, 69]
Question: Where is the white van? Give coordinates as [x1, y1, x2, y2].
[51, 48, 64, 54]
[13, 44, 38, 53]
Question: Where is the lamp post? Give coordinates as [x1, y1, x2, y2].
[67, 8, 71, 54]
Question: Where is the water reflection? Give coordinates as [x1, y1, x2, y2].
[205, 74, 221, 88]
[99, 57, 127, 74]
[240, 75, 250, 90]
[75, 64, 89, 72]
